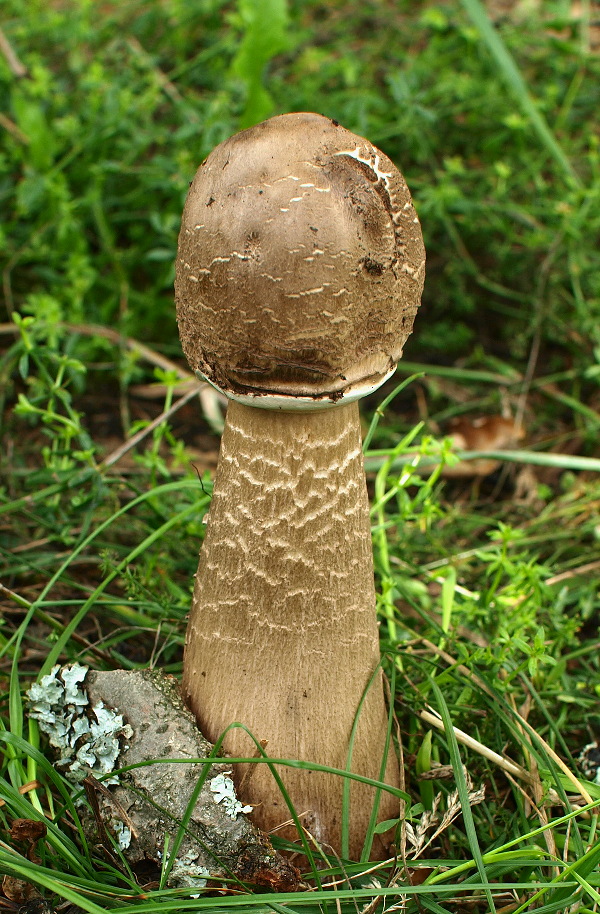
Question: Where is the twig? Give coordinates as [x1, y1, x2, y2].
[99, 324, 224, 431]
[0, 25, 28, 77]
[83, 775, 139, 838]
[0, 319, 225, 432]
[128, 380, 197, 398]
[0, 583, 114, 663]
[364, 448, 600, 474]
[508, 692, 558, 867]
[0, 582, 29, 608]
[63, 321, 191, 378]
[100, 384, 201, 469]
[515, 229, 566, 433]
[126, 37, 194, 110]
[0, 112, 29, 144]
[0, 781, 41, 808]
[417, 707, 535, 784]
[1, 223, 53, 315]
[415, 638, 595, 804]
[546, 558, 600, 586]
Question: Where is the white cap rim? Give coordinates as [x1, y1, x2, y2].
[195, 367, 396, 411]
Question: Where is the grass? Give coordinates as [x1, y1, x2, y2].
[1, 0, 600, 910]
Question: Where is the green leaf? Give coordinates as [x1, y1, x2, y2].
[231, 0, 290, 127]
[373, 817, 400, 835]
[12, 91, 57, 172]
[18, 352, 29, 380]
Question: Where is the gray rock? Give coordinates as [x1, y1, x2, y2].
[28, 666, 299, 891]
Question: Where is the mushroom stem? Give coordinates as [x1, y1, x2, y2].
[182, 398, 400, 857]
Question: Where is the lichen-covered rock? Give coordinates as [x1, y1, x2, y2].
[27, 664, 132, 784]
[27, 666, 299, 892]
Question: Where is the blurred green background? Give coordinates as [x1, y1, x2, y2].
[2, 0, 599, 379]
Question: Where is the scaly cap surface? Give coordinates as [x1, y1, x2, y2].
[176, 112, 425, 408]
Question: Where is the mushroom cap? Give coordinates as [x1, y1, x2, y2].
[176, 112, 425, 408]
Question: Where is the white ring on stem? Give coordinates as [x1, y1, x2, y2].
[195, 366, 397, 411]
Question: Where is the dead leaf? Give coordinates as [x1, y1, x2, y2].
[2, 874, 40, 904]
[444, 415, 525, 477]
[9, 819, 47, 844]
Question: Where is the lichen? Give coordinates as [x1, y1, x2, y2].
[168, 849, 211, 890]
[26, 663, 133, 785]
[112, 820, 132, 850]
[209, 772, 253, 820]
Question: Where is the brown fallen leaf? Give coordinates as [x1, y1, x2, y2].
[2, 874, 40, 905]
[444, 415, 525, 477]
[9, 819, 47, 845]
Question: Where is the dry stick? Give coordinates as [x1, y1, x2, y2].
[545, 558, 600, 586]
[514, 229, 566, 434]
[125, 37, 193, 109]
[316, 857, 395, 891]
[1, 223, 53, 314]
[416, 638, 594, 804]
[0, 26, 28, 77]
[0, 112, 29, 144]
[0, 583, 114, 664]
[0, 321, 188, 378]
[10, 535, 64, 554]
[0, 781, 41, 808]
[100, 383, 200, 470]
[0, 320, 225, 431]
[61, 321, 224, 428]
[65, 322, 191, 375]
[128, 381, 197, 399]
[83, 774, 139, 839]
[504, 770, 558, 870]
[509, 691, 558, 866]
[417, 708, 535, 784]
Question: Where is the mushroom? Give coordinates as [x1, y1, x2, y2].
[175, 112, 425, 858]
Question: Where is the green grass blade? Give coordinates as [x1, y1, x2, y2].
[231, 0, 290, 127]
[460, 0, 582, 186]
[362, 374, 423, 453]
[364, 448, 600, 474]
[429, 677, 496, 913]
[0, 846, 127, 914]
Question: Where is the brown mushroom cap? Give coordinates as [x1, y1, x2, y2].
[176, 112, 425, 405]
